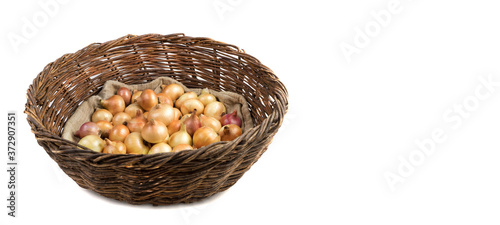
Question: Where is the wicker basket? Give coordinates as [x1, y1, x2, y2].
[24, 33, 288, 205]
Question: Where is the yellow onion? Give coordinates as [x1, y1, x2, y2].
[131, 90, 142, 103]
[148, 104, 175, 126]
[103, 139, 127, 154]
[112, 112, 131, 126]
[172, 144, 194, 152]
[157, 93, 173, 107]
[175, 91, 197, 108]
[181, 98, 204, 116]
[117, 87, 132, 106]
[219, 124, 242, 142]
[91, 109, 113, 122]
[108, 124, 130, 142]
[198, 88, 217, 106]
[161, 83, 185, 102]
[204, 101, 226, 120]
[136, 89, 158, 111]
[141, 119, 169, 144]
[124, 103, 144, 118]
[78, 135, 105, 152]
[100, 95, 125, 115]
[127, 110, 147, 132]
[193, 126, 220, 149]
[168, 124, 192, 149]
[148, 143, 172, 154]
[95, 120, 113, 138]
[200, 114, 222, 132]
[124, 132, 149, 154]
[173, 108, 182, 121]
[167, 119, 181, 135]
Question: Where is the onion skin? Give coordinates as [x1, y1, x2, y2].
[162, 83, 185, 102]
[198, 88, 217, 106]
[75, 122, 101, 138]
[141, 119, 169, 144]
[127, 110, 147, 132]
[95, 121, 113, 138]
[112, 112, 132, 126]
[136, 89, 158, 111]
[124, 103, 144, 118]
[78, 135, 105, 152]
[219, 124, 242, 142]
[100, 95, 125, 115]
[148, 104, 175, 126]
[108, 124, 130, 142]
[204, 102, 226, 120]
[157, 93, 173, 107]
[200, 114, 222, 132]
[148, 143, 172, 154]
[181, 99, 204, 116]
[124, 132, 150, 154]
[175, 92, 197, 109]
[168, 124, 192, 149]
[103, 139, 127, 154]
[172, 144, 194, 152]
[220, 110, 242, 127]
[92, 109, 113, 122]
[193, 126, 221, 149]
[117, 87, 132, 106]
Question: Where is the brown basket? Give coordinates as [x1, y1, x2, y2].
[24, 33, 288, 205]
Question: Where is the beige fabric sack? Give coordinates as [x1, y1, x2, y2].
[62, 77, 254, 143]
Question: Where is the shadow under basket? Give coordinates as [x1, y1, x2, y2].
[24, 33, 288, 205]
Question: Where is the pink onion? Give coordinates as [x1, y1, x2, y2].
[75, 122, 101, 138]
[220, 110, 242, 127]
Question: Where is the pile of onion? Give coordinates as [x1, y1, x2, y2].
[74, 84, 244, 154]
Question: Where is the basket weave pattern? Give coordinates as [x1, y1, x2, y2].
[25, 33, 288, 205]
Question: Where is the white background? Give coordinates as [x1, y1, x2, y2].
[2, 0, 500, 224]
